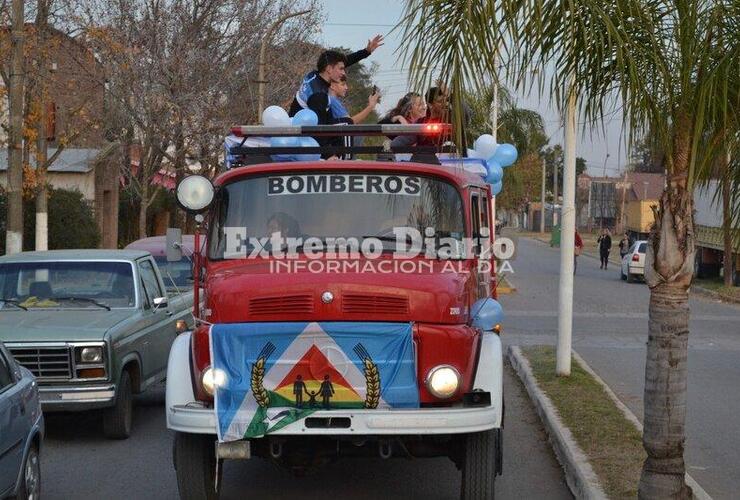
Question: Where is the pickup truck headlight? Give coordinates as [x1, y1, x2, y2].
[80, 346, 103, 363]
[425, 365, 460, 399]
[201, 366, 227, 396]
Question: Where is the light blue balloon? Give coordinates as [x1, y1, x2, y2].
[270, 136, 299, 162]
[493, 143, 518, 167]
[292, 109, 319, 127]
[485, 160, 503, 184]
[295, 136, 321, 161]
[270, 136, 298, 148]
[470, 298, 504, 331]
[490, 180, 503, 196]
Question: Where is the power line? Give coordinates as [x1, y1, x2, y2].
[325, 22, 397, 27]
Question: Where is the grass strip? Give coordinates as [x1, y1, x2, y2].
[694, 278, 740, 301]
[521, 346, 645, 499]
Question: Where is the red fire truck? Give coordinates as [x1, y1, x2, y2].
[165, 124, 504, 499]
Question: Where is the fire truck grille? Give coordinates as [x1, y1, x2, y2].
[249, 294, 314, 315]
[342, 294, 409, 315]
[8, 346, 73, 380]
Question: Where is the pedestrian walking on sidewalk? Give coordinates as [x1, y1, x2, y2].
[574, 230, 584, 274]
[619, 233, 631, 260]
[597, 229, 612, 269]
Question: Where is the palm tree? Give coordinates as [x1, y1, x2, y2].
[398, 1, 739, 498]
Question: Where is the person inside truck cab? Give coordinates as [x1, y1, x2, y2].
[289, 35, 384, 124]
[267, 212, 301, 238]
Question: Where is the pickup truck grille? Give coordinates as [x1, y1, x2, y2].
[8, 346, 72, 380]
[249, 294, 314, 315]
[342, 294, 409, 315]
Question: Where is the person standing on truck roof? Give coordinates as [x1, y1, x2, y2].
[289, 35, 384, 124]
[378, 92, 427, 126]
[328, 76, 381, 124]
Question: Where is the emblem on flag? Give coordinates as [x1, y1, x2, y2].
[210, 322, 418, 441]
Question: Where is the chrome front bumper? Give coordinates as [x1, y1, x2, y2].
[168, 403, 500, 436]
[39, 384, 116, 411]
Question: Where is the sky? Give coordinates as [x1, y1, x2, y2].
[316, 0, 629, 176]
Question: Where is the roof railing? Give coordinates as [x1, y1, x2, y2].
[229, 123, 451, 138]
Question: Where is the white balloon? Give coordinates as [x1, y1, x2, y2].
[467, 148, 487, 160]
[474, 134, 498, 159]
[262, 105, 290, 127]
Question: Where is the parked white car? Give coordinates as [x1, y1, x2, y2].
[621, 240, 648, 283]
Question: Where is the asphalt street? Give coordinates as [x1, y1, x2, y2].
[499, 234, 740, 499]
[41, 366, 571, 499]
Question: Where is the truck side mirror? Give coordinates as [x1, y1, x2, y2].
[166, 228, 183, 262]
[153, 296, 168, 310]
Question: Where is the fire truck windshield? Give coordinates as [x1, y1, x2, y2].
[207, 173, 465, 259]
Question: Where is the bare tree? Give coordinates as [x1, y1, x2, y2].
[68, 0, 321, 238]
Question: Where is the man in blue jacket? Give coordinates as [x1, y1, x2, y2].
[289, 35, 384, 124]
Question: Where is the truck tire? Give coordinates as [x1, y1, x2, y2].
[103, 370, 133, 439]
[174, 432, 221, 500]
[460, 430, 497, 500]
[12, 443, 40, 500]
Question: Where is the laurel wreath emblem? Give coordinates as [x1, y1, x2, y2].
[251, 342, 276, 408]
[251, 357, 270, 408]
[354, 343, 380, 409]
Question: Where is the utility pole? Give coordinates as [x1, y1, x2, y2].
[556, 85, 577, 376]
[257, 10, 310, 113]
[490, 79, 498, 233]
[619, 171, 629, 235]
[553, 157, 559, 226]
[540, 157, 546, 233]
[5, 0, 26, 255]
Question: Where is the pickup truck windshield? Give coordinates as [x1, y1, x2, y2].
[208, 173, 465, 259]
[0, 261, 135, 309]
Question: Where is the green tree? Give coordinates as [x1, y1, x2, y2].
[629, 133, 666, 173]
[398, 1, 740, 497]
[0, 187, 100, 252]
[543, 144, 586, 194]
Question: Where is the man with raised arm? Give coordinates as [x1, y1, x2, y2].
[289, 35, 384, 124]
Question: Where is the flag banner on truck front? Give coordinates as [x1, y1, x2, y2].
[210, 322, 418, 441]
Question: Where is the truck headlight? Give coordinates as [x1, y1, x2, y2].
[176, 175, 214, 213]
[80, 346, 103, 363]
[425, 365, 460, 399]
[201, 366, 227, 395]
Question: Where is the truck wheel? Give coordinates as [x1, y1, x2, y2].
[103, 370, 133, 439]
[174, 432, 221, 500]
[12, 443, 40, 500]
[460, 430, 497, 500]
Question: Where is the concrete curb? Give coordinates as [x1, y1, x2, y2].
[571, 352, 713, 500]
[507, 346, 608, 499]
[691, 284, 740, 305]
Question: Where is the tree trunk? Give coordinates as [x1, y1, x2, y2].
[722, 154, 733, 288]
[5, 0, 26, 255]
[639, 176, 695, 499]
[138, 182, 148, 240]
[34, 0, 51, 251]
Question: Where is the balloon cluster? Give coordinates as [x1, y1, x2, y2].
[262, 105, 321, 162]
[467, 135, 518, 196]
